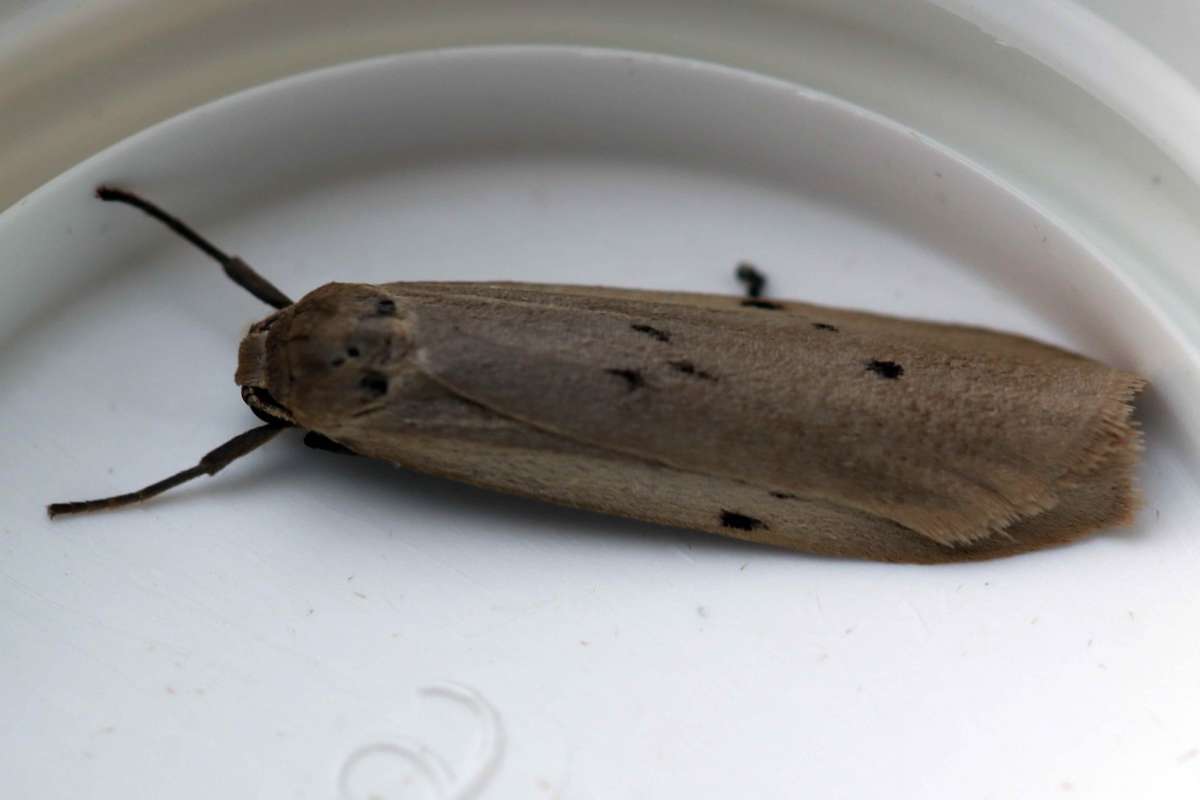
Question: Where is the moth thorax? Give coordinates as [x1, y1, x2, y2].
[236, 282, 412, 428]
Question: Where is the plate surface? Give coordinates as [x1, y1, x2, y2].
[2, 47, 1197, 800]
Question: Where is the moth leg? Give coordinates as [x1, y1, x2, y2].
[95, 186, 293, 309]
[303, 431, 359, 457]
[46, 424, 285, 518]
[735, 262, 767, 299]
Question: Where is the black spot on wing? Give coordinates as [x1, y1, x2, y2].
[631, 323, 671, 342]
[668, 360, 717, 381]
[720, 510, 767, 531]
[865, 360, 904, 379]
[812, 322, 839, 332]
[605, 368, 645, 392]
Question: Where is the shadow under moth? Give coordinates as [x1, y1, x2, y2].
[48, 187, 1146, 563]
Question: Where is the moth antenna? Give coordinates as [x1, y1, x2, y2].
[735, 262, 767, 299]
[95, 186, 294, 309]
[46, 424, 286, 518]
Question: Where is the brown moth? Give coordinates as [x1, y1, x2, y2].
[48, 187, 1146, 563]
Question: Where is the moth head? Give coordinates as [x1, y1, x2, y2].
[236, 282, 412, 429]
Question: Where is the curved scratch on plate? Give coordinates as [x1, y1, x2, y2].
[338, 737, 453, 799]
[338, 682, 504, 800]
[423, 683, 505, 799]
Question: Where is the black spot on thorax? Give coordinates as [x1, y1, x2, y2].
[360, 371, 389, 395]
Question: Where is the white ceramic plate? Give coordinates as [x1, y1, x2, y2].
[2, 47, 1197, 800]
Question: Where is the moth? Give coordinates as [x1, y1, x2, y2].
[48, 187, 1146, 563]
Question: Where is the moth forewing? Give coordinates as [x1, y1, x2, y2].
[394, 283, 1143, 546]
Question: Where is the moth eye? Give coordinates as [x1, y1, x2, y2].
[359, 371, 389, 396]
[376, 298, 397, 315]
[346, 346, 361, 358]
